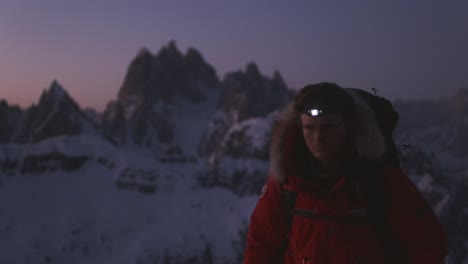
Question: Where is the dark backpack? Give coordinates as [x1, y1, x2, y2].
[280, 88, 407, 263]
[347, 88, 401, 167]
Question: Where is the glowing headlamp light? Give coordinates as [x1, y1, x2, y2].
[307, 108, 323, 117]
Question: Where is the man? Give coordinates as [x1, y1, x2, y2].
[244, 83, 448, 263]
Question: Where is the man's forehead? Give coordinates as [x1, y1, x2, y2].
[300, 113, 344, 124]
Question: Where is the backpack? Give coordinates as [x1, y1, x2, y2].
[280, 88, 407, 263]
[347, 88, 400, 167]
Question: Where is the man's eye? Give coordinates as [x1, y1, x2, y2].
[303, 124, 338, 130]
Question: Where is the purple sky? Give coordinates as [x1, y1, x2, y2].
[1, 0, 467, 112]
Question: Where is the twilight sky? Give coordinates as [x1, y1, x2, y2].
[1, 0, 467, 112]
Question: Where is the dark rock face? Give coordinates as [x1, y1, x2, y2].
[12, 81, 96, 143]
[117, 41, 219, 107]
[117, 48, 153, 108]
[199, 63, 292, 162]
[197, 63, 292, 196]
[103, 41, 220, 148]
[0, 158, 18, 176]
[125, 103, 175, 146]
[196, 113, 274, 196]
[0, 152, 89, 175]
[197, 112, 230, 163]
[222, 119, 271, 161]
[115, 167, 158, 194]
[20, 152, 90, 174]
[218, 63, 292, 122]
[102, 100, 175, 147]
[0, 100, 23, 143]
[101, 101, 127, 144]
[185, 47, 219, 89]
[83, 108, 101, 126]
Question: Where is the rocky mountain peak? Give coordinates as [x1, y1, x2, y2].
[50, 80, 66, 97]
[185, 47, 219, 88]
[218, 63, 291, 122]
[245, 62, 261, 79]
[103, 42, 221, 148]
[12, 80, 95, 143]
[39, 80, 75, 107]
[135, 47, 153, 59]
[117, 48, 153, 106]
[185, 47, 204, 64]
[156, 40, 184, 63]
[116, 41, 220, 111]
[272, 70, 286, 86]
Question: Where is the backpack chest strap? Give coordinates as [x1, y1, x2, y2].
[293, 207, 369, 224]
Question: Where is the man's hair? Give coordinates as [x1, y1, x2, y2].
[293, 82, 355, 120]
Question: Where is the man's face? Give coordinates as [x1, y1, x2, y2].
[300, 113, 348, 163]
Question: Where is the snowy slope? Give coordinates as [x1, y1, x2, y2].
[0, 135, 257, 264]
[157, 85, 220, 157]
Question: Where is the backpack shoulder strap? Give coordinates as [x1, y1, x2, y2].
[280, 180, 297, 259]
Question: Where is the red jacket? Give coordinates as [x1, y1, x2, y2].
[244, 93, 448, 263]
[244, 167, 448, 263]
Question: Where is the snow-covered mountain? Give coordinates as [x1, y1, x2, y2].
[0, 42, 466, 263]
[10, 80, 99, 144]
[102, 41, 220, 162]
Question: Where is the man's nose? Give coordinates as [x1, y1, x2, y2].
[313, 128, 326, 141]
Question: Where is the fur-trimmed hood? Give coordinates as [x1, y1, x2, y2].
[269, 89, 387, 181]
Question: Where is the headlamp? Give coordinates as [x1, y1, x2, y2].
[306, 108, 323, 117]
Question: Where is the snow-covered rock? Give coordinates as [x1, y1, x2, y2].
[102, 41, 221, 160]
